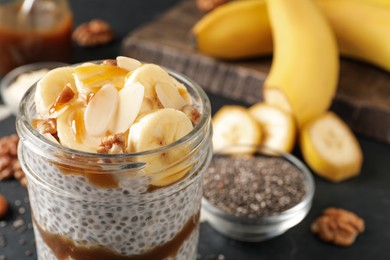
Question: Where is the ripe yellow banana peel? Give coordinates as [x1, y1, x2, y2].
[192, 0, 272, 59]
[192, 0, 390, 72]
[264, 0, 339, 128]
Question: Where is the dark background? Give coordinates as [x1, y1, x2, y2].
[1, 1, 390, 259]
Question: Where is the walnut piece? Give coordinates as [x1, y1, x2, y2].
[311, 207, 365, 247]
[102, 59, 117, 66]
[0, 134, 27, 188]
[72, 19, 114, 47]
[97, 133, 126, 154]
[35, 118, 57, 135]
[196, 0, 228, 12]
[182, 104, 201, 125]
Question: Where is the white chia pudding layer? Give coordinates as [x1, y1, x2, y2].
[22, 145, 203, 259]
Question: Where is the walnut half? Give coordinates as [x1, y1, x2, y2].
[311, 207, 365, 247]
[97, 133, 126, 154]
[72, 19, 114, 47]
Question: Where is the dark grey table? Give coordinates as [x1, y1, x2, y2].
[1, 1, 390, 259]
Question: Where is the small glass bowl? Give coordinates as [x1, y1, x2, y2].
[1, 62, 68, 115]
[201, 146, 315, 242]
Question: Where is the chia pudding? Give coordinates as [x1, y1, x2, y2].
[16, 57, 212, 259]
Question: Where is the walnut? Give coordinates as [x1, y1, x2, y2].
[311, 207, 365, 247]
[0, 134, 27, 187]
[72, 19, 115, 47]
[97, 133, 126, 154]
[182, 104, 201, 125]
[102, 59, 117, 66]
[35, 118, 57, 135]
[196, 0, 228, 12]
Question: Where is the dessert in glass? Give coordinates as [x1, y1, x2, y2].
[16, 56, 212, 259]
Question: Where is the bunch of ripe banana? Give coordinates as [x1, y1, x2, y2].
[191, 0, 388, 182]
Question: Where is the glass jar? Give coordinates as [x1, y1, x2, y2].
[16, 67, 212, 259]
[0, 0, 73, 75]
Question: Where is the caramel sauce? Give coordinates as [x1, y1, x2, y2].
[49, 85, 75, 115]
[0, 2, 73, 75]
[34, 211, 200, 260]
[70, 109, 86, 144]
[54, 162, 119, 189]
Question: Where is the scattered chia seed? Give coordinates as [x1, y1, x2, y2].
[203, 155, 307, 218]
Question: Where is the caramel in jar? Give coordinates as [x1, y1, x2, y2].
[0, 0, 73, 75]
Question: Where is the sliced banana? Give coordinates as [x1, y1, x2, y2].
[35, 67, 77, 118]
[116, 56, 142, 72]
[84, 84, 119, 136]
[109, 82, 145, 134]
[212, 105, 262, 154]
[249, 103, 296, 153]
[74, 64, 128, 101]
[128, 108, 194, 185]
[56, 104, 101, 153]
[126, 64, 191, 114]
[300, 112, 363, 182]
[172, 78, 193, 105]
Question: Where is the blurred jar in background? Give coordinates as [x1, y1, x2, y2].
[0, 0, 73, 75]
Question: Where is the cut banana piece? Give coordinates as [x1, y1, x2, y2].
[56, 104, 101, 153]
[84, 84, 119, 136]
[300, 112, 363, 182]
[126, 64, 191, 114]
[249, 103, 296, 153]
[74, 64, 128, 97]
[116, 56, 142, 72]
[212, 105, 262, 154]
[35, 67, 77, 118]
[128, 108, 194, 185]
[109, 82, 145, 134]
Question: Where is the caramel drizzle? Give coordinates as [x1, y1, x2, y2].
[34, 211, 200, 260]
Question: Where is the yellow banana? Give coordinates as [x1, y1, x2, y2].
[191, 0, 272, 59]
[192, 0, 390, 72]
[263, 0, 339, 128]
[317, 0, 390, 71]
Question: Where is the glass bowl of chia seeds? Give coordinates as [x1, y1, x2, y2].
[201, 145, 315, 242]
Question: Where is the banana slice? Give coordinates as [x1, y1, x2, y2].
[35, 67, 77, 118]
[74, 64, 128, 100]
[212, 105, 262, 154]
[249, 103, 296, 153]
[128, 108, 194, 185]
[109, 82, 145, 134]
[56, 104, 101, 153]
[300, 112, 363, 182]
[126, 64, 191, 114]
[172, 78, 193, 105]
[84, 84, 119, 137]
[116, 56, 142, 72]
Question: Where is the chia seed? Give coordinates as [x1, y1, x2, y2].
[203, 155, 307, 218]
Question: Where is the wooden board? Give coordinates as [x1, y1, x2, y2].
[121, 0, 390, 144]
